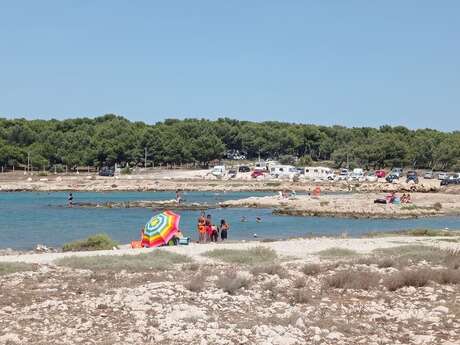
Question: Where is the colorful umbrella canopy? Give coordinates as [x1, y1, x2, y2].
[142, 210, 180, 248]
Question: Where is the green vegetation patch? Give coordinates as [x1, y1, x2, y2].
[203, 246, 277, 265]
[316, 247, 358, 258]
[62, 234, 118, 252]
[0, 262, 36, 275]
[55, 250, 191, 272]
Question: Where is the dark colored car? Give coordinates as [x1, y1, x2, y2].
[406, 171, 419, 184]
[238, 165, 251, 173]
[386, 173, 399, 183]
[251, 170, 264, 178]
[441, 174, 460, 186]
[375, 170, 386, 178]
[99, 166, 114, 177]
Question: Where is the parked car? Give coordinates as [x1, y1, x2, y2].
[441, 175, 459, 186]
[386, 173, 399, 183]
[447, 173, 460, 184]
[366, 172, 378, 182]
[406, 171, 419, 184]
[375, 170, 386, 178]
[391, 168, 403, 177]
[350, 168, 364, 180]
[423, 171, 434, 179]
[211, 165, 226, 177]
[251, 170, 265, 178]
[337, 168, 349, 180]
[99, 166, 114, 177]
[437, 172, 448, 180]
[228, 169, 237, 178]
[238, 165, 250, 173]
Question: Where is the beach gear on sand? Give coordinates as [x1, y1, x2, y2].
[131, 240, 143, 248]
[142, 210, 180, 248]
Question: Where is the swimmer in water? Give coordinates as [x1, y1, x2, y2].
[240, 216, 247, 222]
[256, 217, 262, 223]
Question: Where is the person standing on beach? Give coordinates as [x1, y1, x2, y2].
[205, 214, 213, 242]
[197, 211, 206, 243]
[68, 192, 73, 208]
[176, 190, 181, 204]
[220, 219, 229, 241]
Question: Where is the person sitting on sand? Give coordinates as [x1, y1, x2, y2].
[405, 193, 412, 203]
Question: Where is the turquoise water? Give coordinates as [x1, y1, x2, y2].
[1, 192, 459, 249]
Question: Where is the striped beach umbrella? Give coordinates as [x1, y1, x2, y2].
[142, 210, 180, 248]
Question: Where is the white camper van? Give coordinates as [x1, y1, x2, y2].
[270, 165, 298, 179]
[211, 165, 226, 177]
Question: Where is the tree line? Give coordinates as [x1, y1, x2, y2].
[0, 114, 459, 171]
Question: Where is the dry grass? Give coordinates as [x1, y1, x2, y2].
[0, 262, 36, 275]
[55, 251, 191, 272]
[353, 256, 400, 268]
[433, 269, 460, 285]
[384, 269, 432, 291]
[204, 246, 277, 265]
[302, 263, 322, 275]
[373, 245, 455, 266]
[251, 263, 285, 277]
[290, 288, 312, 304]
[325, 270, 380, 290]
[293, 276, 307, 288]
[185, 273, 206, 292]
[216, 270, 251, 294]
[317, 247, 358, 258]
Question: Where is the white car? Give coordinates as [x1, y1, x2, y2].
[365, 172, 378, 182]
[437, 172, 448, 180]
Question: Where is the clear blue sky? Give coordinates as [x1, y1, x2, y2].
[1, 1, 459, 131]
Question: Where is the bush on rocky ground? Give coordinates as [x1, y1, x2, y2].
[62, 234, 118, 252]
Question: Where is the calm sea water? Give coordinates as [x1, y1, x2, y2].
[1, 191, 459, 249]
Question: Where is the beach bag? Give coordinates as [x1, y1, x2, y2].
[179, 237, 190, 245]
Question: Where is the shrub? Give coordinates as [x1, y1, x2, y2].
[302, 263, 322, 276]
[432, 268, 460, 285]
[204, 246, 277, 265]
[62, 234, 118, 252]
[293, 276, 307, 288]
[251, 263, 285, 277]
[325, 270, 380, 290]
[121, 166, 132, 175]
[317, 247, 358, 258]
[0, 262, 36, 275]
[384, 269, 432, 291]
[55, 250, 191, 272]
[185, 273, 206, 292]
[291, 288, 312, 304]
[319, 201, 330, 207]
[432, 202, 442, 211]
[216, 270, 251, 294]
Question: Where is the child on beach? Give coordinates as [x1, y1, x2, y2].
[220, 219, 229, 241]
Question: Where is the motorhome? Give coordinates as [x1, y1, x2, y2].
[301, 166, 334, 180]
[270, 165, 298, 179]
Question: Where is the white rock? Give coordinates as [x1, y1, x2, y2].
[295, 317, 305, 329]
[432, 306, 449, 314]
[327, 331, 344, 340]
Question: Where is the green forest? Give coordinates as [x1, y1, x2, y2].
[0, 114, 459, 171]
